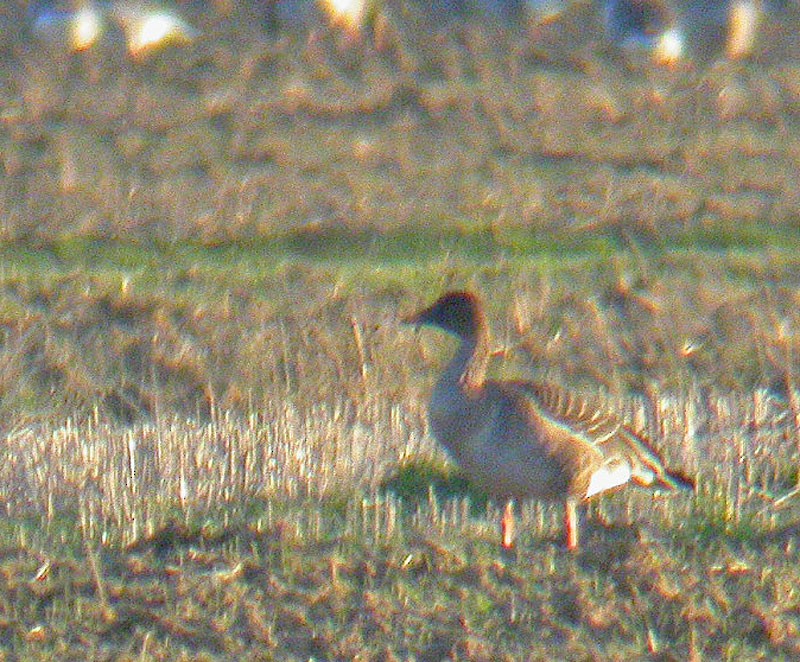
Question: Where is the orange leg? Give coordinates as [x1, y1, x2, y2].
[501, 500, 515, 549]
[565, 499, 578, 551]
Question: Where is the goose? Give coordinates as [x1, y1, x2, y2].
[404, 291, 694, 550]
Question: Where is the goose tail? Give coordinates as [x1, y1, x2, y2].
[657, 469, 695, 492]
[619, 426, 695, 492]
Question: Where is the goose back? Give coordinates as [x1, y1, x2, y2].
[428, 368, 691, 502]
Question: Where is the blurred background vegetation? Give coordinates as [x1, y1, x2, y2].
[0, 0, 798, 424]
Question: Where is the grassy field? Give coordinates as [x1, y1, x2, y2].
[2, 0, 800, 658]
[0, 365, 799, 659]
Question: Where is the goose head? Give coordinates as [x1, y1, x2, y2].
[404, 291, 485, 342]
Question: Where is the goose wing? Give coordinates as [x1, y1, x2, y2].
[506, 381, 691, 494]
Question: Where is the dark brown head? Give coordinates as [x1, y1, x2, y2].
[403, 291, 485, 341]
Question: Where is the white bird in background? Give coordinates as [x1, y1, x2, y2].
[318, 0, 370, 34]
[110, 3, 199, 56]
[27, 1, 788, 63]
[602, 0, 778, 63]
[602, 0, 684, 64]
[30, 1, 198, 56]
[315, 0, 780, 61]
[315, 0, 574, 37]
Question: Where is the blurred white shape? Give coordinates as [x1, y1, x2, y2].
[319, 0, 368, 34]
[32, 1, 105, 52]
[727, 0, 761, 59]
[653, 26, 684, 65]
[111, 4, 199, 56]
[602, 0, 690, 65]
[31, 1, 198, 57]
[71, 4, 104, 51]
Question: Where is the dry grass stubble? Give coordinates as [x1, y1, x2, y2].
[0, 382, 798, 658]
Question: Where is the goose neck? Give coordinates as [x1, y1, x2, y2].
[450, 331, 490, 392]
